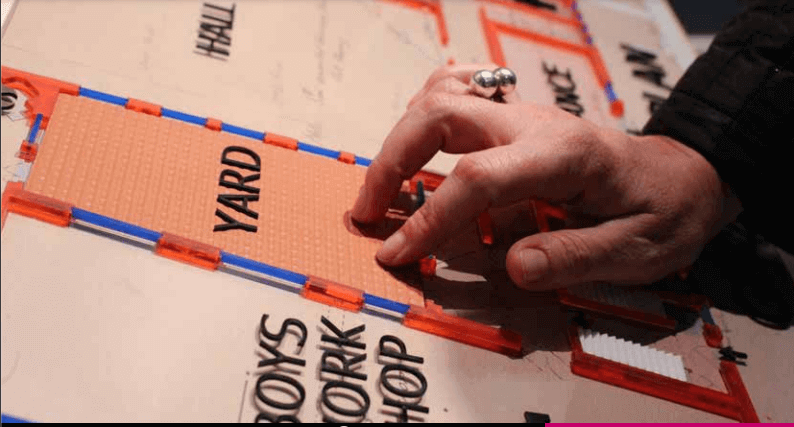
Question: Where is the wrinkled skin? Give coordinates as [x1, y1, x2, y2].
[352, 64, 742, 291]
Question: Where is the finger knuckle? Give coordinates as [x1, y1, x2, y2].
[409, 200, 444, 238]
[453, 154, 494, 195]
[429, 65, 455, 82]
[417, 92, 455, 118]
[431, 76, 463, 95]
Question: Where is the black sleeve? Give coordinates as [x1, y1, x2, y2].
[643, 1, 794, 253]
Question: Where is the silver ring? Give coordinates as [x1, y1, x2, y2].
[470, 67, 517, 101]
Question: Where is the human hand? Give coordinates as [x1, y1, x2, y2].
[351, 64, 740, 290]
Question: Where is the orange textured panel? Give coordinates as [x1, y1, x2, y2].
[26, 94, 425, 306]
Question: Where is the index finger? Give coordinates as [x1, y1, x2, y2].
[351, 92, 519, 224]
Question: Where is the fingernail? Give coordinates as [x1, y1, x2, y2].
[378, 231, 406, 265]
[519, 249, 549, 284]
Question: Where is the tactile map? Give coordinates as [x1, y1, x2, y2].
[1, 0, 781, 423]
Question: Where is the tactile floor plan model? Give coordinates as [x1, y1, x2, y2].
[25, 94, 425, 306]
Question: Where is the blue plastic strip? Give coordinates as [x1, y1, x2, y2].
[71, 208, 162, 242]
[79, 87, 128, 106]
[161, 108, 208, 126]
[221, 123, 265, 141]
[1, 414, 33, 423]
[27, 114, 43, 143]
[364, 293, 410, 315]
[297, 142, 341, 160]
[221, 252, 308, 285]
[604, 83, 618, 102]
[354, 156, 372, 167]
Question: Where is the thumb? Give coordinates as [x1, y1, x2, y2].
[505, 217, 658, 290]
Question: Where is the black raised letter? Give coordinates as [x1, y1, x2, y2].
[213, 208, 256, 232]
[221, 146, 261, 172]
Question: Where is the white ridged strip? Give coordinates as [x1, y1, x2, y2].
[580, 329, 688, 382]
[615, 338, 629, 365]
[649, 349, 662, 375]
[660, 352, 675, 378]
[675, 356, 687, 381]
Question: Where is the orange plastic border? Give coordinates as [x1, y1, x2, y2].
[156, 232, 221, 270]
[1, 185, 73, 229]
[1, 66, 81, 129]
[479, 0, 580, 29]
[381, 0, 449, 46]
[478, 5, 623, 117]
[404, 304, 523, 357]
[568, 324, 759, 422]
[558, 288, 677, 330]
[263, 133, 299, 151]
[1, 182, 24, 229]
[18, 142, 38, 162]
[126, 98, 163, 117]
[205, 117, 223, 131]
[302, 276, 365, 312]
[476, 212, 494, 245]
[409, 170, 445, 192]
[337, 151, 356, 164]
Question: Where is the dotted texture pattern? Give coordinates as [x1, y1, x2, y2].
[26, 94, 424, 306]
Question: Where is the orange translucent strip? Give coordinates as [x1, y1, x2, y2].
[205, 117, 222, 131]
[381, 0, 449, 46]
[302, 276, 365, 312]
[720, 361, 760, 422]
[2, 185, 73, 228]
[480, 7, 507, 67]
[418, 256, 436, 276]
[126, 98, 162, 117]
[532, 200, 568, 232]
[1, 66, 80, 129]
[568, 325, 758, 422]
[18, 142, 38, 162]
[703, 323, 724, 348]
[479, 0, 580, 28]
[409, 170, 445, 192]
[558, 288, 677, 330]
[1, 182, 24, 229]
[263, 133, 299, 150]
[337, 151, 356, 164]
[403, 305, 523, 357]
[476, 212, 494, 245]
[156, 232, 221, 271]
[491, 20, 602, 79]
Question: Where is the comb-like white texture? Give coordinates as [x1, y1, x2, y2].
[579, 329, 688, 382]
[568, 283, 667, 317]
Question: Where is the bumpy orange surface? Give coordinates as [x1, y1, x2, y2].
[26, 94, 424, 306]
